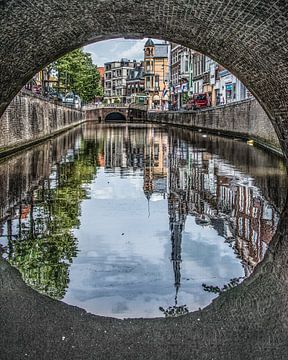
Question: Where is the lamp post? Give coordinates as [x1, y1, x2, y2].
[161, 62, 165, 110]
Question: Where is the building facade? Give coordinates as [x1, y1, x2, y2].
[104, 59, 141, 104]
[170, 44, 193, 109]
[126, 62, 145, 104]
[169, 43, 252, 108]
[144, 39, 169, 110]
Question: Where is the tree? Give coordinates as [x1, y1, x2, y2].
[55, 49, 103, 102]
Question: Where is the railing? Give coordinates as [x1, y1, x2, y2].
[82, 104, 130, 111]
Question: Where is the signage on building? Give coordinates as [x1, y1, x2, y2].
[181, 82, 189, 92]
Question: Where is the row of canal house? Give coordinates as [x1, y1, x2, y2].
[103, 39, 252, 108]
[170, 44, 252, 109]
[103, 39, 170, 107]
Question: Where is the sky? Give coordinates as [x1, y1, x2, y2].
[84, 38, 162, 66]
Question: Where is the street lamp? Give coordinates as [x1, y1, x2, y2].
[161, 62, 165, 89]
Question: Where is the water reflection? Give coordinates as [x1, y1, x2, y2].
[0, 124, 287, 318]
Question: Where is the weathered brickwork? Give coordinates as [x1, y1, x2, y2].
[2, 1, 288, 157]
[148, 99, 282, 155]
[0, 91, 83, 152]
[85, 107, 128, 122]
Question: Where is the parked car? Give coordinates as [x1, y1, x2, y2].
[63, 93, 82, 109]
[49, 90, 64, 102]
[44, 87, 64, 102]
[186, 93, 210, 110]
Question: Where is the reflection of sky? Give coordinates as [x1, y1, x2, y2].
[63, 168, 244, 318]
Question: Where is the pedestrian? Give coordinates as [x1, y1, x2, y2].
[220, 94, 225, 105]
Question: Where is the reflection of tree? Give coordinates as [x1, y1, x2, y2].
[159, 304, 189, 318]
[202, 277, 243, 295]
[6, 141, 100, 300]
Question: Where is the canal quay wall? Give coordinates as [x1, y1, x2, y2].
[148, 99, 282, 156]
[0, 90, 84, 157]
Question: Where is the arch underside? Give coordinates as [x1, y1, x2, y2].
[105, 112, 126, 122]
[1, 1, 288, 160]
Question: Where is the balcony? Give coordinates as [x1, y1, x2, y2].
[144, 69, 154, 76]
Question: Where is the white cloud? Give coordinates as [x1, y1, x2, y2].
[117, 39, 146, 60]
[84, 38, 162, 66]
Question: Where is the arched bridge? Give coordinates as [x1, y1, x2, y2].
[84, 105, 147, 123]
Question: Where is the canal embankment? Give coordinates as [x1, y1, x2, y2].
[148, 99, 282, 157]
[0, 90, 84, 158]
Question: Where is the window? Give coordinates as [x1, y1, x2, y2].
[185, 55, 189, 73]
[146, 77, 151, 89]
[155, 75, 159, 89]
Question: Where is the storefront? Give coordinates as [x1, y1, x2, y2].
[225, 83, 233, 103]
[152, 94, 160, 109]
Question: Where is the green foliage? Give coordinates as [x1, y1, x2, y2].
[55, 48, 103, 102]
[182, 93, 190, 104]
[6, 141, 101, 299]
[113, 97, 121, 104]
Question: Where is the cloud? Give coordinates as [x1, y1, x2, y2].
[117, 39, 146, 60]
[84, 38, 163, 66]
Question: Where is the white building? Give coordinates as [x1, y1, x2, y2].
[104, 59, 141, 104]
[218, 69, 250, 104]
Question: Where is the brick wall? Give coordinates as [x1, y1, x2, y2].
[148, 99, 282, 155]
[0, 91, 83, 152]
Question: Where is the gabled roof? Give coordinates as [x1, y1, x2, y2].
[127, 65, 145, 81]
[145, 38, 155, 47]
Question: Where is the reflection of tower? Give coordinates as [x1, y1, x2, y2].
[169, 198, 185, 305]
[168, 135, 188, 305]
[143, 130, 154, 217]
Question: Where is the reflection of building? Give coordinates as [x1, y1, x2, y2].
[143, 128, 168, 201]
[100, 127, 168, 197]
[144, 39, 169, 110]
[165, 134, 279, 276]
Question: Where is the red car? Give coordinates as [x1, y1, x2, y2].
[186, 93, 210, 110]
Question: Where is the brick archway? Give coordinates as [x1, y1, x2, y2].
[105, 111, 127, 122]
[1, 1, 288, 157]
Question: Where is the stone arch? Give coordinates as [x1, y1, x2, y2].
[105, 112, 126, 122]
[1, 1, 288, 156]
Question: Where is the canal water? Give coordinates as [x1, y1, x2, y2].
[0, 123, 287, 318]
